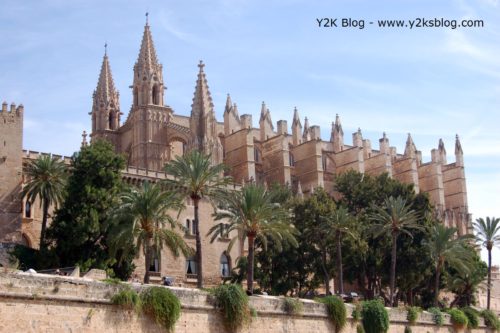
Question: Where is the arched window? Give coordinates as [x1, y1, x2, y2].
[220, 252, 230, 277]
[25, 201, 31, 218]
[108, 112, 114, 130]
[152, 85, 159, 105]
[186, 256, 197, 278]
[254, 147, 261, 162]
[289, 152, 295, 166]
[185, 219, 191, 234]
[322, 155, 327, 171]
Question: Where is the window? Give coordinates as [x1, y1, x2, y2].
[254, 147, 261, 162]
[25, 201, 31, 218]
[186, 219, 191, 234]
[152, 85, 159, 105]
[220, 253, 231, 277]
[289, 152, 295, 166]
[186, 256, 197, 278]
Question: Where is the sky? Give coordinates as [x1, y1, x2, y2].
[0, 0, 499, 263]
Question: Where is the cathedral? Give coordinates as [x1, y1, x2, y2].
[0, 19, 470, 285]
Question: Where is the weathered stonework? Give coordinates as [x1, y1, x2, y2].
[0, 272, 494, 333]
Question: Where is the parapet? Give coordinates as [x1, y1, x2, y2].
[1, 101, 23, 116]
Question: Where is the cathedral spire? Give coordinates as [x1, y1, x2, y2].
[91, 46, 120, 135]
[136, 20, 160, 72]
[404, 133, 417, 158]
[455, 134, 464, 167]
[292, 107, 302, 146]
[331, 114, 344, 152]
[223, 93, 240, 135]
[303, 117, 310, 141]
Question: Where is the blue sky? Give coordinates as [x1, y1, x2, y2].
[1, 0, 499, 263]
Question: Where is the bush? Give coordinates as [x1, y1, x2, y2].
[462, 307, 479, 329]
[447, 308, 468, 329]
[357, 323, 365, 333]
[319, 296, 347, 332]
[427, 307, 443, 326]
[406, 306, 420, 325]
[361, 300, 389, 333]
[404, 326, 412, 333]
[111, 287, 141, 312]
[141, 287, 181, 332]
[481, 309, 500, 331]
[352, 303, 362, 322]
[212, 284, 251, 331]
[283, 297, 303, 315]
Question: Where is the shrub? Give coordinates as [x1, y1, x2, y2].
[481, 309, 500, 331]
[283, 297, 303, 315]
[319, 296, 347, 332]
[447, 308, 468, 329]
[141, 287, 181, 332]
[357, 323, 365, 333]
[111, 287, 141, 312]
[352, 303, 362, 322]
[361, 300, 389, 333]
[427, 307, 443, 326]
[406, 306, 420, 325]
[462, 307, 479, 329]
[404, 326, 412, 333]
[212, 284, 251, 331]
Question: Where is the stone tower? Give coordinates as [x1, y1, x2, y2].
[90, 45, 121, 148]
[128, 19, 172, 170]
[0, 102, 24, 243]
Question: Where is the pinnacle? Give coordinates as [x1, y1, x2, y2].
[135, 22, 160, 72]
[191, 61, 214, 116]
[292, 107, 301, 127]
[455, 134, 463, 155]
[95, 50, 117, 104]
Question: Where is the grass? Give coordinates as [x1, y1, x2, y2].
[283, 297, 303, 315]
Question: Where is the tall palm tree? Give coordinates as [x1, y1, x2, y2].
[109, 181, 192, 283]
[424, 223, 474, 307]
[163, 150, 231, 288]
[473, 216, 500, 309]
[369, 196, 421, 306]
[322, 206, 356, 295]
[208, 183, 298, 294]
[22, 155, 67, 249]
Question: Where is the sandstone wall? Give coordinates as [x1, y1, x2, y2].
[0, 272, 493, 333]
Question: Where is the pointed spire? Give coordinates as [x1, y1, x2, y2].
[292, 107, 301, 127]
[438, 138, 447, 164]
[260, 101, 267, 120]
[191, 60, 215, 117]
[233, 103, 239, 117]
[331, 114, 344, 152]
[135, 19, 160, 72]
[95, 47, 117, 104]
[455, 135, 463, 155]
[404, 133, 417, 157]
[225, 94, 232, 113]
[303, 117, 310, 141]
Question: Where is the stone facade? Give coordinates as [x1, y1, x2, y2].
[0, 272, 494, 333]
[0, 19, 471, 284]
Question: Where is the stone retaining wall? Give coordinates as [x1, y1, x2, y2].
[0, 272, 493, 333]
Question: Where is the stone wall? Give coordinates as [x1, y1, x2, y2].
[0, 272, 494, 333]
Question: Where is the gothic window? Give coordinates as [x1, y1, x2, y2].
[152, 85, 159, 105]
[25, 201, 31, 218]
[108, 113, 114, 130]
[220, 252, 231, 277]
[186, 256, 197, 277]
[289, 152, 295, 166]
[322, 155, 327, 171]
[254, 147, 261, 162]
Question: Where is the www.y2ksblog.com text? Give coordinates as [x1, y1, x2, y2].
[316, 17, 484, 30]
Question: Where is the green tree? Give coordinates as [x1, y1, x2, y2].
[424, 223, 474, 307]
[322, 206, 356, 295]
[47, 140, 133, 279]
[473, 216, 500, 310]
[446, 249, 487, 307]
[369, 196, 422, 306]
[22, 155, 67, 249]
[163, 150, 231, 288]
[208, 183, 297, 294]
[109, 182, 192, 283]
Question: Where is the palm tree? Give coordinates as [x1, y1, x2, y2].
[424, 223, 474, 307]
[208, 183, 298, 294]
[322, 206, 356, 295]
[163, 150, 231, 288]
[473, 216, 500, 309]
[109, 181, 192, 284]
[369, 196, 421, 306]
[22, 155, 66, 249]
